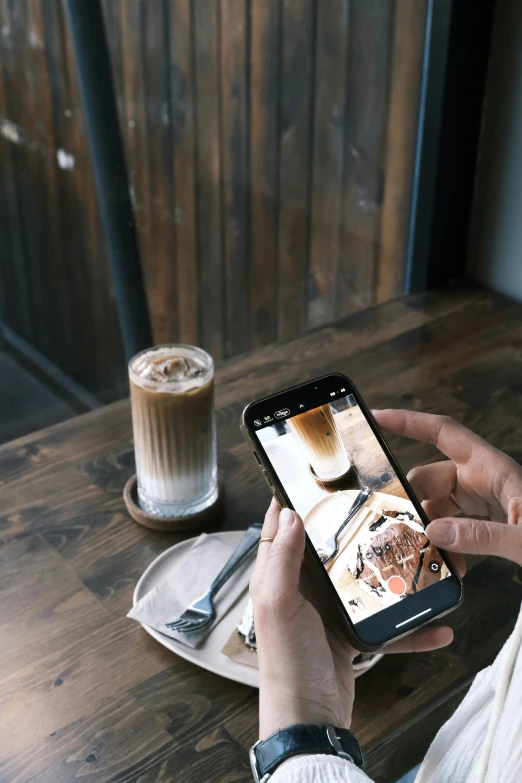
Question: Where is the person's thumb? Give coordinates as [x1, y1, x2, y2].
[427, 517, 522, 566]
[263, 508, 306, 601]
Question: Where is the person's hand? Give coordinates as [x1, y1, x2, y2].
[250, 499, 455, 741]
[373, 409, 522, 565]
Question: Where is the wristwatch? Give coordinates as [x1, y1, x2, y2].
[249, 723, 364, 782]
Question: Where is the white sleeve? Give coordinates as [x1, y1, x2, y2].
[416, 604, 522, 783]
[272, 754, 375, 783]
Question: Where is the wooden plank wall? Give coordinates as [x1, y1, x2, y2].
[0, 0, 427, 399]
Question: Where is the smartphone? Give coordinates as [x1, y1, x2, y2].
[241, 373, 463, 651]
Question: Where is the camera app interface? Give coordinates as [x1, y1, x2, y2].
[255, 393, 450, 625]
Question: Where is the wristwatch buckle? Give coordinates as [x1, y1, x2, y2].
[326, 724, 355, 763]
[250, 741, 271, 783]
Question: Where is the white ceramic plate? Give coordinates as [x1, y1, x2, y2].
[133, 531, 383, 687]
[303, 489, 416, 545]
[134, 531, 259, 687]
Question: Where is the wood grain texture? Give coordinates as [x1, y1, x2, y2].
[169, 0, 198, 345]
[27, 0, 72, 365]
[0, 1, 427, 395]
[193, 0, 225, 361]
[9, 0, 50, 355]
[141, 0, 177, 345]
[337, 0, 393, 316]
[62, 0, 126, 400]
[0, 0, 126, 401]
[0, 0, 35, 342]
[117, 0, 153, 348]
[307, 0, 349, 329]
[220, 0, 250, 357]
[59, 0, 100, 387]
[377, 0, 428, 302]
[249, 0, 280, 348]
[1, 285, 522, 782]
[277, 0, 315, 342]
[0, 0, 31, 339]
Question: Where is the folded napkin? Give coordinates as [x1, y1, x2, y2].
[128, 533, 252, 648]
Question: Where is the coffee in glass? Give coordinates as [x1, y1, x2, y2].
[129, 344, 217, 518]
[288, 405, 350, 480]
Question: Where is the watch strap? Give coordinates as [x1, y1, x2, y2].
[250, 724, 363, 781]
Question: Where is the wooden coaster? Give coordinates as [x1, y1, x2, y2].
[307, 462, 358, 492]
[123, 474, 223, 533]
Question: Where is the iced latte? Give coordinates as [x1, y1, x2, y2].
[288, 405, 350, 479]
[129, 345, 217, 518]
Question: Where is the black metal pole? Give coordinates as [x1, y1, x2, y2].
[65, 0, 152, 360]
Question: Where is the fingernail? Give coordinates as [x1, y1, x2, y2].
[279, 508, 294, 530]
[428, 519, 456, 546]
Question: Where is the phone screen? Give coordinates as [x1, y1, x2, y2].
[247, 377, 461, 643]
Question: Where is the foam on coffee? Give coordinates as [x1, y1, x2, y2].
[131, 346, 209, 391]
[129, 345, 217, 516]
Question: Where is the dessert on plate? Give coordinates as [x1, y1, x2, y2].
[350, 508, 447, 597]
[236, 595, 257, 650]
[236, 597, 374, 667]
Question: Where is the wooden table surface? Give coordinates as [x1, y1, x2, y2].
[2, 284, 522, 783]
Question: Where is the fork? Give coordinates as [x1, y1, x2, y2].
[316, 486, 373, 565]
[165, 521, 262, 634]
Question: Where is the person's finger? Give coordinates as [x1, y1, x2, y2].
[262, 509, 306, 603]
[422, 496, 460, 520]
[418, 500, 467, 576]
[373, 409, 482, 464]
[383, 624, 454, 654]
[250, 498, 280, 593]
[408, 460, 457, 502]
[417, 499, 466, 577]
[257, 497, 280, 559]
[427, 516, 522, 566]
